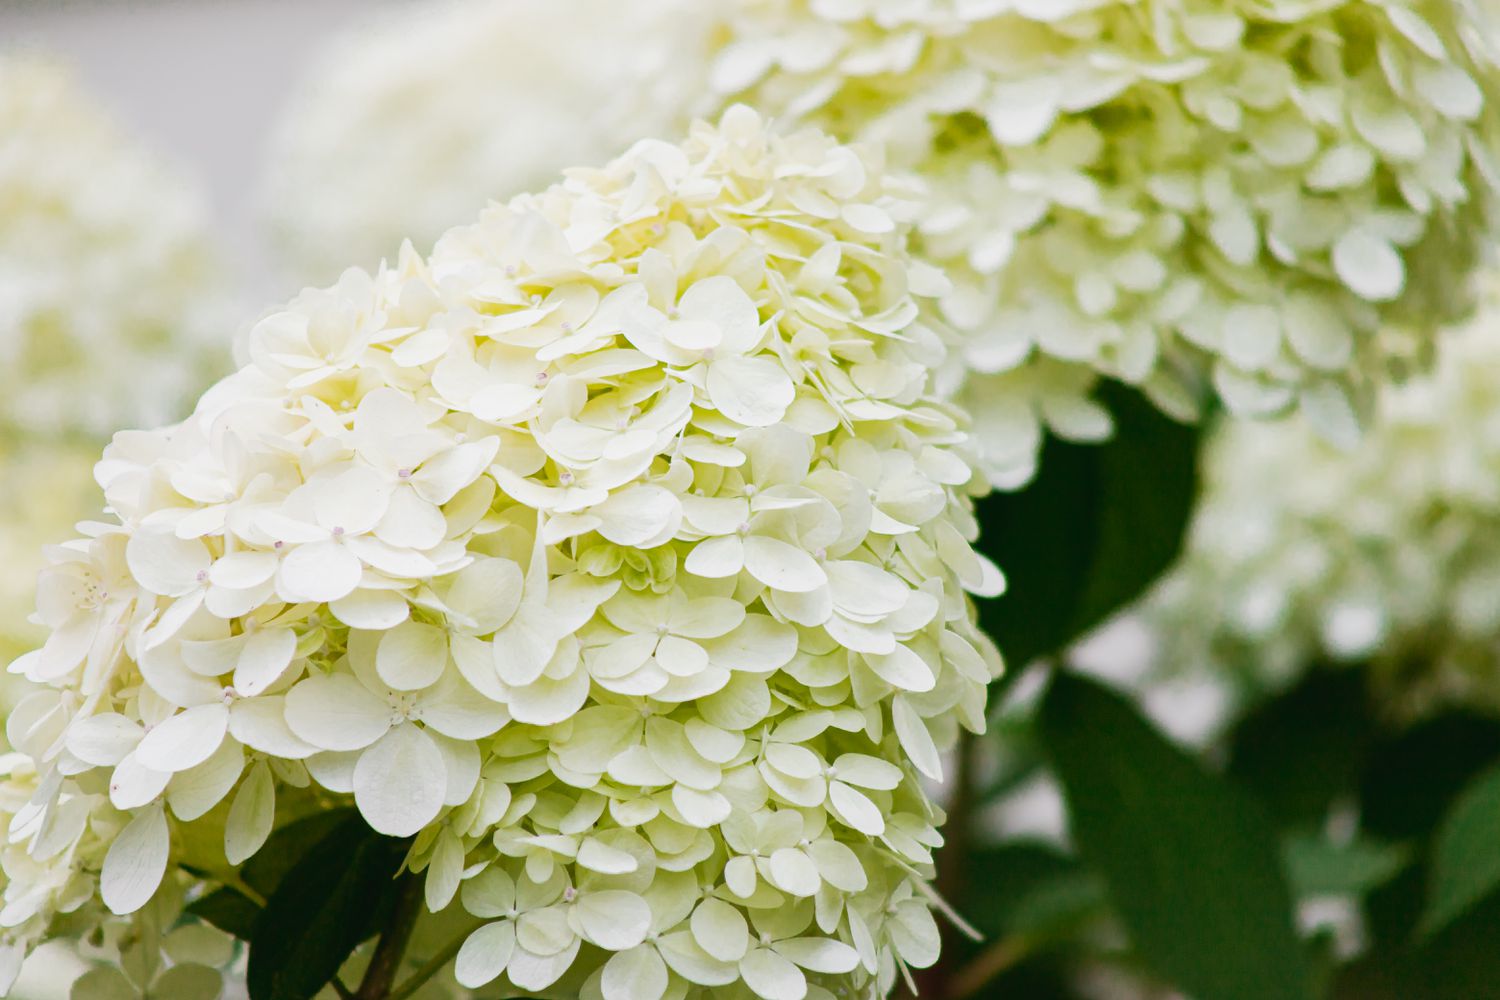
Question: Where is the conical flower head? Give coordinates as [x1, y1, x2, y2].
[1, 107, 1003, 1000]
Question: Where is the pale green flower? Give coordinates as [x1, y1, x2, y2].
[0, 55, 227, 437]
[2, 108, 1002, 1000]
[1147, 286, 1500, 717]
[711, 0, 1500, 486]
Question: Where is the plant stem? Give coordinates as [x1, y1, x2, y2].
[949, 934, 1039, 999]
[387, 927, 473, 1000]
[356, 874, 424, 1000]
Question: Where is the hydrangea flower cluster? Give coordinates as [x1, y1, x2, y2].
[1147, 292, 1500, 718]
[711, 0, 1500, 486]
[2, 107, 1002, 999]
[0, 55, 226, 438]
[263, 0, 724, 285]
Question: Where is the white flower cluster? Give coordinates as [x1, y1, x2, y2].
[263, 0, 724, 285]
[2, 107, 1002, 1000]
[0, 55, 226, 438]
[1147, 295, 1500, 717]
[711, 0, 1500, 486]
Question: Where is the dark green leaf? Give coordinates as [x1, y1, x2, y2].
[1282, 834, 1409, 899]
[246, 813, 409, 1000]
[242, 807, 358, 898]
[1356, 713, 1500, 950]
[1227, 668, 1375, 827]
[975, 382, 1198, 667]
[1336, 892, 1500, 1000]
[1421, 759, 1500, 937]
[963, 842, 1108, 941]
[1038, 671, 1313, 1000]
[187, 888, 260, 940]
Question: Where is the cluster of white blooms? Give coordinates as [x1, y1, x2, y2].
[1147, 295, 1500, 717]
[0, 55, 226, 438]
[2, 108, 1002, 999]
[711, 0, 1500, 486]
[263, 0, 725, 285]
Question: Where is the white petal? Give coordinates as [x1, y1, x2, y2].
[314, 466, 391, 535]
[574, 890, 652, 951]
[376, 621, 449, 691]
[412, 439, 500, 505]
[739, 946, 807, 1000]
[413, 669, 509, 740]
[691, 898, 749, 962]
[127, 530, 210, 598]
[892, 697, 942, 780]
[277, 541, 363, 603]
[593, 486, 682, 548]
[602, 945, 668, 1000]
[233, 627, 297, 697]
[284, 673, 392, 751]
[352, 723, 447, 837]
[167, 739, 245, 821]
[330, 590, 411, 630]
[376, 488, 448, 550]
[742, 536, 827, 593]
[66, 713, 143, 767]
[442, 557, 523, 634]
[455, 921, 515, 990]
[768, 848, 821, 897]
[684, 535, 744, 579]
[228, 697, 319, 758]
[828, 781, 884, 836]
[507, 938, 581, 992]
[208, 550, 279, 590]
[864, 645, 936, 693]
[224, 760, 276, 864]
[771, 937, 859, 974]
[707, 357, 795, 427]
[136, 703, 230, 774]
[109, 751, 171, 810]
[1332, 226, 1404, 302]
[101, 804, 169, 915]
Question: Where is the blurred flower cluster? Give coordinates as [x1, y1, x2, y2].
[712, 0, 1500, 486]
[263, 0, 726, 285]
[2, 107, 1002, 1000]
[1148, 287, 1500, 718]
[0, 56, 226, 439]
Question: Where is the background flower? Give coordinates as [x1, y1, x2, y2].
[0, 54, 228, 439]
[710, 0, 1500, 487]
[1145, 285, 1500, 718]
[262, 0, 726, 286]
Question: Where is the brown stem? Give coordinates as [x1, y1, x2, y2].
[949, 934, 1038, 999]
[356, 874, 424, 1000]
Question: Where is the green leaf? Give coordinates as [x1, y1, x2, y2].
[1421, 759, 1500, 937]
[1227, 669, 1375, 827]
[975, 382, 1198, 667]
[1038, 671, 1314, 1000]
[187, 887, 261, 940]
[964, 842, 1108, 941]
[1357, 712, 1500, 950]
[1283, 834, 1410, 900]
[242, 807, 358, 898]
[246, 813, 409, 1000]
